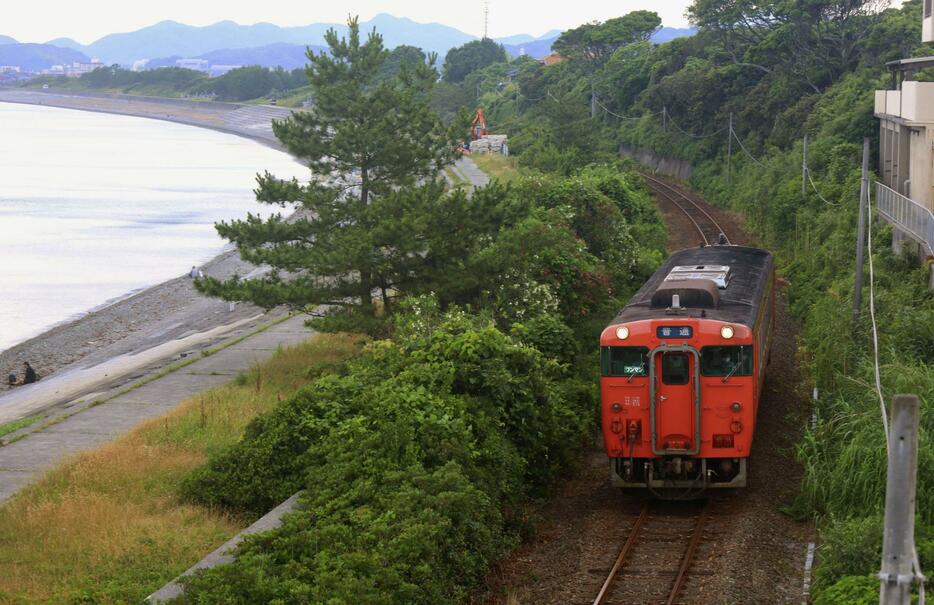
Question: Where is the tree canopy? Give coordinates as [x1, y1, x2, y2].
[553, 10, 662, 67]
[198, 17, 459, 324]
[442, 38, 508, 83]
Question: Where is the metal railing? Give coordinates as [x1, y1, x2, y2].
[875, 182, 934, 257]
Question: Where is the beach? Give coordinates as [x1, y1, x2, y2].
[0, 89, 298, 401]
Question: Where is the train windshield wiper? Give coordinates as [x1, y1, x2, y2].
[722, 353, 743, 383]
[626, 365, 643, 383]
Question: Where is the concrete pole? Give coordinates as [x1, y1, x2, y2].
[727, 113, 733, 187]
[591, 81, 597, 119]
[663, 105, 667, 132]
[802, 135, 809, 197]
[854, 138, 869, 325]
[879, 394, 920, 605]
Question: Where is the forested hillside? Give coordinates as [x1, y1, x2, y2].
[458, 3, 932, 602]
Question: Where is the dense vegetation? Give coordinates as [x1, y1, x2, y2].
[450, 1, 932, 601]
[177, 17, 666, 604]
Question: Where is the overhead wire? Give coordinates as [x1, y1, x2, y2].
[730, 127, 765, 166]
[806, 168, 840, 206]
[594, 98, 653, 121]
[666, 114, 727, 138]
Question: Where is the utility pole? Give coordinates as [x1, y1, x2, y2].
[879, 394, 920, 605]
[802, 135, 808, 197]
[591, 81, 597, 119]
[854, 137, 869, 324]
[662, 106, 667, 132]
[726, 112, 733, 187]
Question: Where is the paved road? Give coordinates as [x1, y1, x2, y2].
[454, 156, 491, 189]
[0, 316, 313, 503]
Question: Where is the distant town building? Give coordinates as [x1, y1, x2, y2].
[176, 58, 209, 72]
[131, 59, 149, 72]
[0, 66, 21, 73]
[209, 64, 241, 77]
[67, 58, 105, 77]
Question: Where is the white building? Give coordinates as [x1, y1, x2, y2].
[67, 58, 105, 77]
[176, 58, 209, 72]
[131, 59, 149, 72]
[924, 0, 932, 42]
[0, 66, 21, 73]
[874, 3, 934, 286]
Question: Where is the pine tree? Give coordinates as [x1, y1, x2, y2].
[198, 17, 459, 324]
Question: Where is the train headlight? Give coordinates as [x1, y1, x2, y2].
[615, 326, 630, 340]
[720, 325, 735, 339]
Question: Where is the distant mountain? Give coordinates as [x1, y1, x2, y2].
[0, 43, 89, 71]
[9, 17, 697, 69]
[652, 27, 697, 43]
[44, 37, 85, 52]
[502, 26, 696, 59]
[503, 37, 558, 59]
[55, 14, 475, 65]
[147, 42, 329, 71]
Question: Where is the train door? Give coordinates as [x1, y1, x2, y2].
[652, 350, 699, 454]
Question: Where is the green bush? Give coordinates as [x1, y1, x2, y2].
[814, 575, 879, 605]
[179, 300, 596, 601]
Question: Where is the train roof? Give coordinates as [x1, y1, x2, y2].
[613, 246, 773, 327]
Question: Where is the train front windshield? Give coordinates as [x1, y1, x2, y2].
[700, 345, 753, 376]
[601, 347, 649, 377]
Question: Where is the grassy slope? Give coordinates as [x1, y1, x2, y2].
[0, 333, 361, 604]
[470, 154, 521, 183]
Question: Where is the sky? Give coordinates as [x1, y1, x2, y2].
[3, 1, 695, 44]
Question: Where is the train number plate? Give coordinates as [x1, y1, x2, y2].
[657, 325, 693, 338]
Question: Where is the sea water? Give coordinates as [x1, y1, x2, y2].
[0, 102, 306, 352]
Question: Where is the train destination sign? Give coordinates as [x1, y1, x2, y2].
[656, 325, 693, 339]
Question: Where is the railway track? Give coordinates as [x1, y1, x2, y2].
[640, 173, 732, 246]
[592, 499, 712, 605]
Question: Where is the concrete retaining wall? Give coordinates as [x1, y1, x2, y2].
[619, 144, 694, 181]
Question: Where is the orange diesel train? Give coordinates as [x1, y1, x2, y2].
[600, 245, 774, 493]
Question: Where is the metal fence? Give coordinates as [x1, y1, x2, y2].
[875, 182, 934, 257]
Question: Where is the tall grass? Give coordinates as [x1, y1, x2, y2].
[0, 333, 361, 604]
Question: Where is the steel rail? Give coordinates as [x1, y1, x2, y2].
[592, 500, 711, 605]
[640, 172, 732, 246]
[667, 500, 711, 605]
[592, 502, 652, 605]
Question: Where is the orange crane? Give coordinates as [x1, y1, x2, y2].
[470, 108, 488, 140]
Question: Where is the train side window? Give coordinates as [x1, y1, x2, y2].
[661, 353, 690, 385]
[701, 346, 753, 376]
[601, 347, 649, 377]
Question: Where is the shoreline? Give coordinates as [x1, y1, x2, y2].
[0, 90, 300, 400]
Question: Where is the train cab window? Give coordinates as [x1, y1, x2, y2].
[601, 347, 649, 377]
[661, 353, 690, 385]
[701, 345, 753, 377]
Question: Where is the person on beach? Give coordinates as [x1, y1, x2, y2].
[189, 266, 205, 279]
[9, 362, 37, 387]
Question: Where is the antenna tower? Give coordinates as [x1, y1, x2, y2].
[483, 0, 489, 39]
